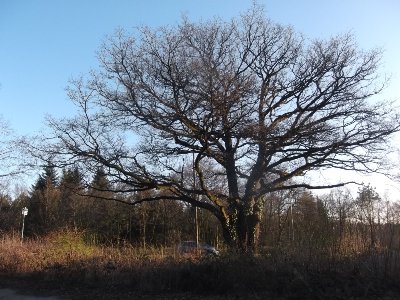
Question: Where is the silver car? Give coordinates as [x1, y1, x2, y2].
[178, 241, 219, 256]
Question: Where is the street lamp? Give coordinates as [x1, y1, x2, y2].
[21, 207, 28, 243]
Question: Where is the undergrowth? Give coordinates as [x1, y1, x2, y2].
[1, 230, 400, 299]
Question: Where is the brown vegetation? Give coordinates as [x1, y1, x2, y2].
[1, 226, 400, 299]
[2, 171, 400, 297]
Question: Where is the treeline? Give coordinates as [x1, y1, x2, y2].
[0, 164, 221, 247]
[261, 187, 400, 259]
[1, 164, 400, 257]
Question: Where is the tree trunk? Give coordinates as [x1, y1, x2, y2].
[247, 214, 261, 252]
[221, 205, 261, 254]
[236, 213, 261, 253]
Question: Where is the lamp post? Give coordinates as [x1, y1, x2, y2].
[192, 153, 199, 248]
[21, 207, 28, 243]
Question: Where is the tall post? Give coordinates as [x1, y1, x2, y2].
[290, 202, 294, 242]
[193, 153, 199, 248]
[195, 205, 199, 246]
[21, 207, 28, 244]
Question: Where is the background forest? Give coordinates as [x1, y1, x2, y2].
[2, 163, 400, 259]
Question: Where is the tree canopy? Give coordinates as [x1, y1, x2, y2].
[38, 6, 400, 251]
[0, 117, 20, 179]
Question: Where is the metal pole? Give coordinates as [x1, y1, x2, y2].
[291, 202, 294, 242]
[21, 214, 25, 244]
[195, 206, 199, 246]
[193, 153, 199, 248]
[21, 207, 28, 244]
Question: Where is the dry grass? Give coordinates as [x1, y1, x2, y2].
[1, 230, 400, 299]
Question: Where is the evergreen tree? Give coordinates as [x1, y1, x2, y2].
[90, 167, 111, 194]
[86, 167, 117, 242]
[59, 167, 84, 228]
[0, 192, 12, 231]
[28, 163, 60, 234]
[33, 163, 58, 191]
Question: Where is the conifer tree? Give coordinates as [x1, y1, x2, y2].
[28, 163, 60, 233]
[59, 167, 84, 228]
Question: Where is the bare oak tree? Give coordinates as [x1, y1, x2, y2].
[43, 7, 399, 252]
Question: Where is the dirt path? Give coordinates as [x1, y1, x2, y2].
[0, 288, 61, 299]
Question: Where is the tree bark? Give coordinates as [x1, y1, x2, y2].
[229, 203, 262, 254]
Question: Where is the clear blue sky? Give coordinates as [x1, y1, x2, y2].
[1, 0, 399, 135]
[1, 0, 400, 195]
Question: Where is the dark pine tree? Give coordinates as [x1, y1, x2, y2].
[59, 167, 84, 228]
[28, 163, 59, 234]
